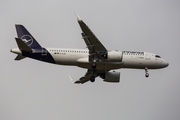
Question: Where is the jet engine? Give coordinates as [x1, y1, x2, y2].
[101, 71, 120, 83]
[107, 50, 123, 62]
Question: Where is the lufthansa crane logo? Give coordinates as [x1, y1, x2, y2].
[21, 35, 33, 46]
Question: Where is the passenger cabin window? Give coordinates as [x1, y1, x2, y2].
[155, 55, 161, 58]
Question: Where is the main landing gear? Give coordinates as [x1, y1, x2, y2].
[90, 59, 98, 82]
[90, 63, 97, 82]
[145, 67, 149, 77]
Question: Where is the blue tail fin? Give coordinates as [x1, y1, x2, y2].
[15, 25, 42, 48]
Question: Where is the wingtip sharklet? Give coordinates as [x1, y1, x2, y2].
[74, 12, 82, 21]
[69, 75, 75, 83]
[69, 75, 82, 84]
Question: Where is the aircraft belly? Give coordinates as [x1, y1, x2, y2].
[77, 61, 123, 70]
[53, 55, 76, 65]
[97, 62, 123, 70]
[52, 53, 87, 66]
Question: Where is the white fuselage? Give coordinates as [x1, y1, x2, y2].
[46, 48, 168, 70]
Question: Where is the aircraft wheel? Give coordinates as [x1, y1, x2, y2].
[145, 73, 149, 77]
[90, 76, 95, 82]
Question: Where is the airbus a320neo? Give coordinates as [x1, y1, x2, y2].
[11, 13, 169, 84]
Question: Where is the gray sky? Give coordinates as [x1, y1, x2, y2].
[1, 0, 180, 120]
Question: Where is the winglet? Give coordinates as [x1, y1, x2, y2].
[74, 12, 82, 21]
[69, 75, 75, 83]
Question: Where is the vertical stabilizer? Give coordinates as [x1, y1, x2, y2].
[15, 25, 42, 48]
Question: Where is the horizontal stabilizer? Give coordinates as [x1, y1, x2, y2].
[15, 38, 32, 52]
[15, 54, 26, 60]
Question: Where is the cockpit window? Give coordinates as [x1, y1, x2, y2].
[155, 55, 161, 58]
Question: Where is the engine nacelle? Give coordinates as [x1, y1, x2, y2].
[107, 50, 123, 62]
[103, 71, 120, 83]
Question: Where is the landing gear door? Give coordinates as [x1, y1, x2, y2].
[145, 52, 150, 60]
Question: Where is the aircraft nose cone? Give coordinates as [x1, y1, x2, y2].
[163, 60, 169, 68]
[165, 62, 169, 67]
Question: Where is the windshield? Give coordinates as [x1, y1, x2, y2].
[155, 55, 161, 58]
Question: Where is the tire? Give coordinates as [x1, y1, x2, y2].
[145, 73, 149, 77]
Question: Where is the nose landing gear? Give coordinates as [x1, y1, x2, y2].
[145, 67, 149, 77]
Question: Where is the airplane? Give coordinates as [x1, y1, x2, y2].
[11, 13, 169, 84]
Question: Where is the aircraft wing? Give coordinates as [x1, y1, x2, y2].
[69, 69, 101, 84]
[75, 12, 107, 61]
